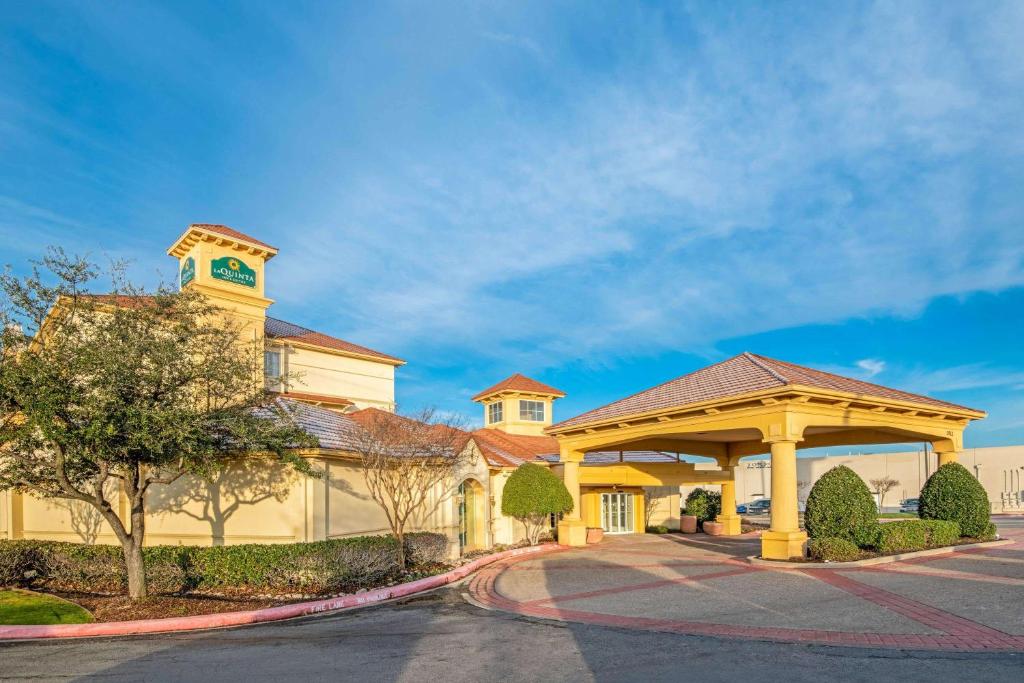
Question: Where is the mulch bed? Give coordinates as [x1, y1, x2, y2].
[49, 592, 290, 622]
[38, 564, 456, 623]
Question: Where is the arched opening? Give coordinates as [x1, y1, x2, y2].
[458, 478, 486, 553]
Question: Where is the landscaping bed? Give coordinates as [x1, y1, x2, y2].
[1, 532, 455, 623]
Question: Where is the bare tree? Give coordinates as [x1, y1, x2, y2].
[351, 408, 470, 567]
[870, 476, 900, 511]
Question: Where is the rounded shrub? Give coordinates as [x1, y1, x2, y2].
[804, 465, 879, 547]
[684, 488, 721, 527]
[919, 462, 990, 538]
[502, 463, 573, 545]
[808, 537, 862, 562]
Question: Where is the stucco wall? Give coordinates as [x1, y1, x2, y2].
[279, 345, 396, 410]
[730, 444, 1024, 511]
[1, 488, 8, 540]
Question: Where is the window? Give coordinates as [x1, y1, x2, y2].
[487, 401, 503, 424]
[519, 400, 545, 422]
[264, 350, 281, 388]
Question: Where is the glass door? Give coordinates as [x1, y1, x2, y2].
[601, 492, 634, 534]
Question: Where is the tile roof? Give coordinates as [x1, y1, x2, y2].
[472, 373, 565, 401]
[265, 317, 405, 365]
[189, 223, 278, 252]
[271, 397, 366, 451]
[552, 352, 979, 430]
[538, 451, 683, 465]
[469, 429, 560, 467]
[279, 391, 353, 408]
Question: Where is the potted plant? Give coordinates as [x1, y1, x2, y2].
[586, 527, 605, 544]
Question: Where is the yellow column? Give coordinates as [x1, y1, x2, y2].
[936, 451, 959, 466]
[557, 449, 588, 547]
[716, 472, 742, 535]
[761, 440, 807, 560]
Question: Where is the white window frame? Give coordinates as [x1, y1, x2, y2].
[519, 399, 545, 422]
[488, 401, 503, 424]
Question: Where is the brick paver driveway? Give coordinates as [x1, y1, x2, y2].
[469, 517, 1024, 652]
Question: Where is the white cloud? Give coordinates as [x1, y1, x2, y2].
[265, 2, 1024, 368]
[856, 359, 886, 378]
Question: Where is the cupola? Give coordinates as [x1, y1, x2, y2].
[472, 373, 565, 436]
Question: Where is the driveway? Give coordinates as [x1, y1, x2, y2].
[1, 518, 1022, 682]
[470, 518, 1024, 651]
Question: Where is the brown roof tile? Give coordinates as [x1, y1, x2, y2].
[469, 429, 559, 467]
[552, 352, 979, 430]
[472, 373, 565, 402]
[265, 317, 405, 365]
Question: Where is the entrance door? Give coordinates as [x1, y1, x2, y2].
[601, 492, 634, 534]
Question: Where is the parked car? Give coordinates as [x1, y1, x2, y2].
[899, 498, 920, 513]
[736, 503, 748, 513]
[745, 499, 771, 514]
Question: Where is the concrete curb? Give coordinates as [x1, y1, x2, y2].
[0, 543, 560, 641]
[746, 538, 1013, 569]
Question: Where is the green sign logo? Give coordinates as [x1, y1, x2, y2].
[210, 256, 256, 288]
[180, 256, 196, 287]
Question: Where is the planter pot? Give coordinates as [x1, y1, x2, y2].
[703, 521, 724, 536]
[680, 515, 698, 534]
[586, 527, 605, 544]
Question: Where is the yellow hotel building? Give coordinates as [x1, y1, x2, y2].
[1, 224, 991, 560]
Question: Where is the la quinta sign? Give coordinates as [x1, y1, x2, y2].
[180, 256, 195, 287]
[210, 256, 256, 288]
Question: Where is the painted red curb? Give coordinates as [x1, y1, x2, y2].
[0, 543, 560, 641]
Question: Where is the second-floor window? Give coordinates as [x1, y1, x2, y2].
[264, 350, 282, 388]
[519, 400, 544, 421]
[488, 401, 503, 424]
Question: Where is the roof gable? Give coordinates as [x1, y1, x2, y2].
[472, 373, 565, 402]
[552, 352, 979, 430]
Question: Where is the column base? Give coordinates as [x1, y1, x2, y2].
[557, 519, 588, 547]
[715, 514, 743, 536]
[760, 530, 808, 560]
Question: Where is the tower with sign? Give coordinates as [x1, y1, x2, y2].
[166, 223, 277, 343]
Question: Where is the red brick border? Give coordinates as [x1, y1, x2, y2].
[468, 543, 1024, 652]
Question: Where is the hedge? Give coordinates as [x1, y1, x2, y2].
[874, 519, 961, 554]
[804, 465, 879, 547]
[0, 532, 449, 595]
[919, 462, 991, 538]
[645, 525, 670, 534]
[808, 537, 862, 562]
[684, 489, 721, 527]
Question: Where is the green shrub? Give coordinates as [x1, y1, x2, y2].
[875, 521, 928, 553]
[808, 537, 862, 562]
[403, 532, 449, 566]
[918, 520, 961, 547]
[189, 536, 402, 593]
[0, 535, 413, 595]
[804, 465, 879, 547]
[502, 463, 573, 545]
[684, 489, 721, 527]
[919, 462, 991, 537]
[645, 525, 669, 534]
[975, 522, 998, 541]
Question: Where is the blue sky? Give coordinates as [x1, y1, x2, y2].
[1, 1, 1022, 448]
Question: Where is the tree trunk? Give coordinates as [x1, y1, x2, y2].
[124, 504, 148, 599]
[395, 528, 406, 569]
[123, 538, 147, 599]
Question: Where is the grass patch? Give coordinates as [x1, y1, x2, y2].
[0, 589, 93, 625]
[878, 512, 917, 518]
